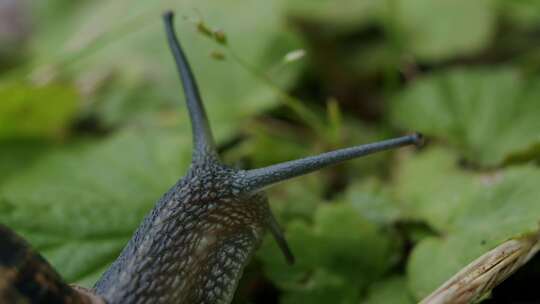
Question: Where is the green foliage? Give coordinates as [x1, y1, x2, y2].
[391, 68, 540, 167]
[397, 148, 540, 299]
[2, 0, 540, 303]
[364, 276, 415, 304]
[280, 0, 380, 31]
[0, 129, 191, 286]
[499, 0, 540, 29]
[0, 81, 77, 139]
[385, 0, 496, 61]
[259, 201, 398, 303]
[28, 0, 303, 138]
[0, 141, 52, 185]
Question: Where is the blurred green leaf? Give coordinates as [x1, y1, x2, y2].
[86, 74, 174, 128]
[498, 0, 540, 29]
[345, 178, 403, 225]
[384, 0, 496, 61]
[0, 81, 77, 139]
[259, 203, 397, 303]
[0, 141, 52, 186]
[0, 127, 191, 286]
[394, 148, 477, 232]
[28, 0, 303, 137]
[267, 175, 325, 226]
[363, 276, 415, 304]
[280, 0, 380, 31]
[391, 68, 540, 167]
[398, 148, 540, 300]
[1, 0, 540, 302]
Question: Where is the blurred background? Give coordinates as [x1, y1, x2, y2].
[1, 0, 540, 303]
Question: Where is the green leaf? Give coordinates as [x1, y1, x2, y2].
[397, 148, 540, 300]
[0, 81, 78, 139]
[345, 178, 403, 225]
[29, 0, 303, 137]
[266, 175, 324, 225]
[384, 0, 496, 61]
[364, 276, 415, 304]
[394, 148, 477, 232]
[0, 141, 52, 186]
[259, 203, 397, 303]
[233, 124, 315, 169]
[280, 269, 357, 304]
[280, 0, 380, 31]
[498, 0, 540, 29]
[391, 68, 540, 167]
[0, 127, 192, 286]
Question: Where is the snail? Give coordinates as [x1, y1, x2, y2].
[0, 11, 422, 304]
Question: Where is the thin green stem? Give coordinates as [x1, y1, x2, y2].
[225, 47, 327, 135]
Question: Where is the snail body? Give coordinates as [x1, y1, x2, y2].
[0, 11, 421, 304]
[94, 161, 271, 304]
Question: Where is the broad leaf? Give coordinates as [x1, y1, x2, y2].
[397, 148, 540, 300]
[391, 68, 540, 167]
[364, 276, 415, 304]
[0, 128, 191, 286]
[383, 0, 496, 61]
[280, 0, 379, 31]
[259, 203, 397, 303]
[29, 0, 303, 137]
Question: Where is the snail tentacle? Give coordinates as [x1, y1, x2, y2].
[164, 11, 218, 163]
[243, 133, 423, 192]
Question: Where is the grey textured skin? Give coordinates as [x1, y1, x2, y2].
[94, 158, 268, 304]
[90, 11, 422, 304]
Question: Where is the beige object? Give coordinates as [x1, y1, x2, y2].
[421, 234, 540, 304]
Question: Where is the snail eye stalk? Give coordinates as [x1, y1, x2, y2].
[163, 11, 218, 163]
[244, 133, 423, 192]
[163, 10, 423, 267]
[268, 211, 295, 264]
